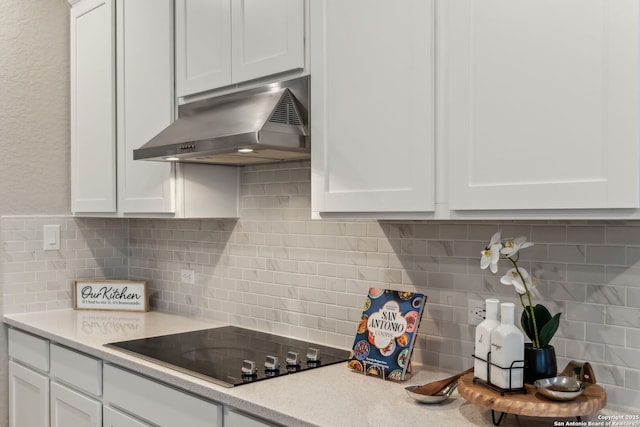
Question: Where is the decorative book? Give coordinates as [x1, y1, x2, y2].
[347, 288, 426, 381]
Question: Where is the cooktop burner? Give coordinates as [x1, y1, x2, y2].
[106, 326, 350, 387]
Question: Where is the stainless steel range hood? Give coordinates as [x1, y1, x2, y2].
[134, 76, 309, 165]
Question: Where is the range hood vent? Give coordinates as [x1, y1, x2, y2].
[269, 90, 303, 126]
[133, 76, 310, 166]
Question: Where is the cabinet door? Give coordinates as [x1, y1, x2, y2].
[311, 0, 435, 214]
[103, 407, 151, 427]
[70, 0, 117, 213]
[51, 382, 101, 427]
[231, 0, 304, 83]
[9, 361, 49, 427]
[116, 0, 175, 214]
[175, 0, 232, 97]
[446, 0, 640, 210]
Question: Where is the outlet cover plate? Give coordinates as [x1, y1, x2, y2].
[181, 269, 195, 284]
[467, 298, 486, 326]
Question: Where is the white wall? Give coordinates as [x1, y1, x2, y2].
[0, 1, 70, 426]
[0, 0, 71, 216]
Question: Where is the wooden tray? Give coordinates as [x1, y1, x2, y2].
[457, 373, 606, 419]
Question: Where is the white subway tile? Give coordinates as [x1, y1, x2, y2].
[8, 173, 640, 409]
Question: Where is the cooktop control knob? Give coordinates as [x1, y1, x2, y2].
[241, 360, 257, 377]
[286, 351, 300, 367]
[306, 347, 321, 363]
[264, 355, 280, 372]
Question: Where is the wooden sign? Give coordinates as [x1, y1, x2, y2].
[72, 279, 149, 312]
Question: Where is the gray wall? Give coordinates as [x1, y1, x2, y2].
[0, 1, 70, 425]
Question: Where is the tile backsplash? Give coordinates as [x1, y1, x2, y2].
[3, 161, 640, 409]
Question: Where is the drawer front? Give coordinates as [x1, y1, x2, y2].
[51, 344, 102, 397]
[103, 365, 222, 427]
[8, 328, 49, 372]
[224, 407, 276, 427]
[104, 406, 152, 427]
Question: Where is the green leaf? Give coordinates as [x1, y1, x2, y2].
[532, 304, 552, 326]
[538, 312, 562, 348]
[520, 305, 560, 348]
[520, 308, 535, 342]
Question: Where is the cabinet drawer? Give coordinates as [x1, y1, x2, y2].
[224, 407, 276, 427]
[103, 364, 222, 427]
[8, 328, 49, 372]
[104, 406, 151, 427]
[51, 344, 102, 396]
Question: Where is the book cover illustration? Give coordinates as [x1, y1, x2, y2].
[347, 288, 426, 381]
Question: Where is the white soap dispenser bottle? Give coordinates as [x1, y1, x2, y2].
[489, 302, 524, 389]
[474, 298, 500, 382]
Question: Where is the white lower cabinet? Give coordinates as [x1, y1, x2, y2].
[103, 407, 151, 427]
[8, 328, 278, 427]
[224, 407, 275, 427]
[50, 344, 102, 397]
[8, 328, 50, 372]
[9, 330, 104, 427]
[50, 382, 101, 427]
[8, 361, 50, 427]
[8, 329, 50, 427]
[103, 364, 222, 427]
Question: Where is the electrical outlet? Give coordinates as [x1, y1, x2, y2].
[468, 298, 486, 326]
[181, 269, 195, 284]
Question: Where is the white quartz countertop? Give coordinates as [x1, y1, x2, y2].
[4, 309, 636, 427]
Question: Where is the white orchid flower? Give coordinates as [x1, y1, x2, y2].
[500, 267, 535, 295]
[480, 232, 502, 273]
[500, 236, 534, 257]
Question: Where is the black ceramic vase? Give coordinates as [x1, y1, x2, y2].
[524, 343, 557, 384]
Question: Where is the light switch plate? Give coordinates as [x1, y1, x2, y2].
[43, 224, 60, 250]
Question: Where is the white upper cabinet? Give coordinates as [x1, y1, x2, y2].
[311, 0, 640, 219]
[230, 0, 304, 83]
[69, 0, 239, 218]
[445, 0, 640, 212]
[175, 0, 232, 97]
[311, 0, 436, 216]
[116, 0, 175, 214]
[176, 0, 305, 98]
[70, 0, 116, 213]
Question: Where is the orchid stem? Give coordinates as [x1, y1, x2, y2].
[509, 256, 540, 348]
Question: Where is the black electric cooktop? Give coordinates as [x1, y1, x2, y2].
[106, 326, 350, 387]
